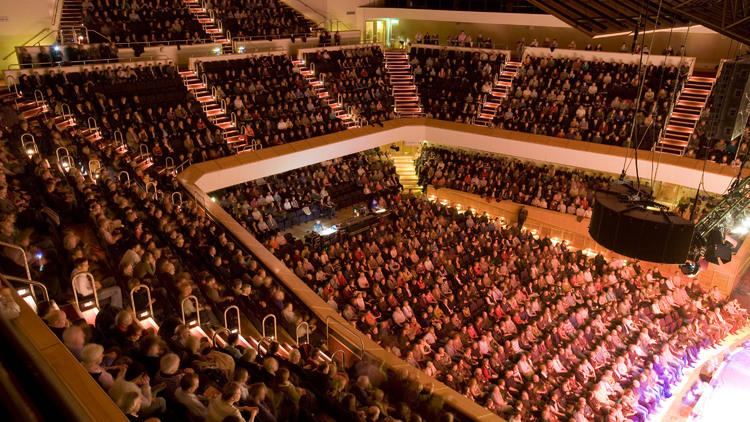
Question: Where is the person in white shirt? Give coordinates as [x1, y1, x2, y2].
[175, 373, 208, 420]
[71, 258, 123, 309]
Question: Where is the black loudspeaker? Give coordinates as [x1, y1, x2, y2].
[589, 184, 695, 264]
[707, 57, 750, 142]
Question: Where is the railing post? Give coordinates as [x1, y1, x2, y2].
[262, 313, 277, 340]
[72, 272, 99, 311]
[223, 305, 241, 334]
[181, 295, 201, 326]
[0, 241, 32, 280]
[130, 284, 154, 321]
[295, 321, 310, 346]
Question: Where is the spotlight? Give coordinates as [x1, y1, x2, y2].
[52, 45, 60, 52]
[732, 217, 750, 235]
[679, 261, 700, 277]
[237, 46, 245, 53]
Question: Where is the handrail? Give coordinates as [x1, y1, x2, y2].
[330, 349, 345, 367]
[117, 171, 130, 186]
[129, 284, 154, 320]
[295, 321, 309, 346]
[60, 103, 72, 119]
[72, 272, 99, 311]
[55, 147, 72, 173]
[3, 28, 51, 60]
[175, 158, 192, 174]
[86, 117, 98, 131]
[180, 295, 201, 326]
[325, 315, 364, 360]
[21, 133, 39, 158]
[261, 313, 277, 340]
[212, 327, 229, 348]
[170, 191, 183, 207]
[223, 305, 241, 334]
[1, 274, 48, 303]
[33, 89, 45, 106]
[85, 29, 111, 44]
[5, 55, 174, 70]
[88, 159, 101, 182]
[138, 143, 149, 157]
[0, 241, 32, 281]
[165, 156, 175, 171]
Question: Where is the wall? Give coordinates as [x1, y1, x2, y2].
[0, 0, 55, 69]
[359, 9, 743, 70]
[282, 0, 372, 29]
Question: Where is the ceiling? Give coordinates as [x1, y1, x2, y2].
[526, 0, 750, 45]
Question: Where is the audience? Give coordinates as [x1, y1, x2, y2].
[304, 46, 396, 126]
[83, 0, 210, 45]
[213, 0, 314, 40]
[217, 150, 401, 241]
[200, 55, 348, 148]
[416, 146, 609, 218]
[409, 46, 506, 123]
[488, 55, 686, 150]
[271, 191, 748, 420]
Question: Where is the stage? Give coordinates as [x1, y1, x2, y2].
[688, 342, 750, 422]
[656, 327, 750, 422]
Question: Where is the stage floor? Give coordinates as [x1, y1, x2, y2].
[657, 327, 750, 422]
[688, 343, 750, 422]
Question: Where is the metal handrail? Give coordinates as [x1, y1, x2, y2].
[262, 313, 277, 340]
[118, 171, 130, 186]
[0, 241, 31, 281]
[3, 28, 51, 60]
[331, 349, 345, 366]
[88, 159, 101, 182]
[175, 158, 192, 174]
[325, 315, 364, 360]
[1, 273, 49, 304]
[165, 156, 175, 171]
[138, 143, 150, 158]
[295, 321, 309, 346]
[86, 117, 98, 131]
[72, 272, 99, 311]
[60, 103, 72, 119]
[33, 89, 45, 106]
[145, 181, 157, 197]
[55, 147, 72, 173]
[170, 192, 182, 207]
[5, 55, 174, 69]
[130, 284, 154, 320]
[223, 305, 241, 334]
[212, 327, 229, 348]
[20, 133, 38, 158]
[180, 295, 201, 326]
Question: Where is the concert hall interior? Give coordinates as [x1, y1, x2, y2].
[0, 1, 749, 421]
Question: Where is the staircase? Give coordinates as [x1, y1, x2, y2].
[179, 70, 247, 151]
[59, 0, 83, 43]
[184, 0, 233, 55]
[292, 59, 358, 129]
[392, 154, 420, 194]
[475, 61, 521, 127]
[384, 49, 423, 117]
[656, 76, 716, 155]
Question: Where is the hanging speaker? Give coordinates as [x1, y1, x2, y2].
[589, 183, 695, 264]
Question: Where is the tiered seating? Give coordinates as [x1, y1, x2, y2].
[270, 188, 748, 420]
[488, 55, 686, 149]
[408, 46, 506, 123]
[217, 151, 401, 241]
[1, 76, 467, 422]
[199, 55, 348, 149]
[303, 46, 394, 126]
[416, 146, 609, 217]
[83, 0, 210, 45]
[211, 0, 315, 40]
[13, 63, 231, 165]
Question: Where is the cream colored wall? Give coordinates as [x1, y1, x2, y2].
[371, 14, 743, 70]
[0, 0, 55, 69]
